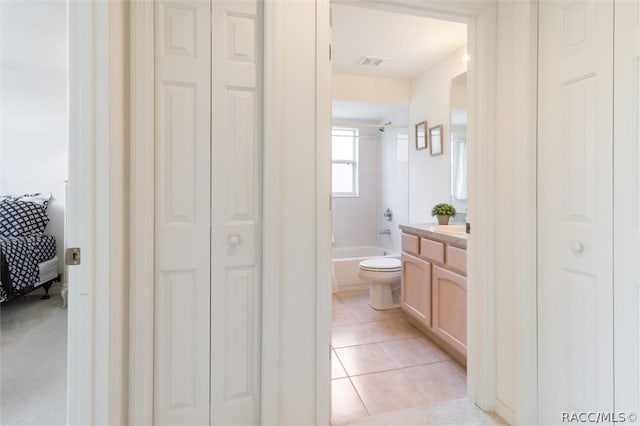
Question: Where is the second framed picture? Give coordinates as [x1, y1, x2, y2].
[415, 121, 428, 150]
[430, 124, 443, 156]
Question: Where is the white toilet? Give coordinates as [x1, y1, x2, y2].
[358, 257, 402, 310]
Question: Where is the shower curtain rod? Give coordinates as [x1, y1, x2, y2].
[332, 121, 409, 129]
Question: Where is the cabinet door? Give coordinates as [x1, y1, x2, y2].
[401, 253, 431, 326]
[432, 266, 467, 356]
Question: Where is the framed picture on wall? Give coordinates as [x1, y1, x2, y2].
[430, 124, 443, 156]
[415, 121, 428, 150]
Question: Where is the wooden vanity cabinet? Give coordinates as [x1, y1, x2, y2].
[401, 253, 432, 326]
[400, 230, 467, 361]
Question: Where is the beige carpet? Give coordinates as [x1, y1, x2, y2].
[0, 282, 67, 426]
[340, 398, 507, 426]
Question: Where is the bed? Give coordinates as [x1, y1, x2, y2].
[0, 193, 60, 303]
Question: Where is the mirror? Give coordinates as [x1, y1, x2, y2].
[450, 72, 467, 214]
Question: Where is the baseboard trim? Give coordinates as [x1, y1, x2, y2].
[495, 398, 515, 425]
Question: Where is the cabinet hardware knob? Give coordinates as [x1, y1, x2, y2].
[228, 235, 241, 246]
[570, 241, 583, 253]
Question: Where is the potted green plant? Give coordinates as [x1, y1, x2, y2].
[431, 203, 457, 225]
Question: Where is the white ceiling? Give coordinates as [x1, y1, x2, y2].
[331, 4, 467, 79]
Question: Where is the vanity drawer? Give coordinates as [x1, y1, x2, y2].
[420, 238, 444, 264]
[446, 245, 467, 274]
[401, 233, 420, 255]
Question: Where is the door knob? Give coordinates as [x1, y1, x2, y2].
[228, 235, 241, 246]
[570, 241, 583, 253]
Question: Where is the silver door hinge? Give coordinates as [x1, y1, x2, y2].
[66, 248, 81, 266]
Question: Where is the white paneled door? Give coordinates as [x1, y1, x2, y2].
[614, 0, 640, 416]
[210, 0, 262, 424]
[154, 0, 262, 425]
[538, 0, 614, 424]
[154, 1, 212, 424]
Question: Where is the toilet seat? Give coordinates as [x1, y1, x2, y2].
[359, 257, 402, 272]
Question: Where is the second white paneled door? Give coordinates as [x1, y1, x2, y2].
[154, 1, 262, 425]
[539, 0, 640, 423]
[210, 0, 262, 425]
[538, 0, 614, 423]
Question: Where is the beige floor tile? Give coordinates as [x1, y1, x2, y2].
[350, 370, 427, 415]
[448, 358, 467, 376]
[333, 304, 360, 326]
[332, 293, 344, 305]
[404, 361, 468, 405]
[332, 349, 347, 379]
[378, 337, 450, 368]
[348, 304, 403, 323]
[334, 343, 396, 376]
[422, 337, 454, 361]
[331, 378, 369, 425]
[337, 290, 369, 307]
[360, 318, 420, 343]
[332, 323, 376, 348]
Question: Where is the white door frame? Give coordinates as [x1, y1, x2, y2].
[312, 1, 538, 424]
[67, 1, 97, 423]
[68, 0, 129, 424]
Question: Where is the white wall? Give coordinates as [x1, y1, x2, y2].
[408, 46, 467, 223]
[333, 73, 410, 105]
[332, 124, 381, 248]
[0, 0, 68, 274]
[378, 111, 409, 253]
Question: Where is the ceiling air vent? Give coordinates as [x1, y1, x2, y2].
[358, 56, 388, 67]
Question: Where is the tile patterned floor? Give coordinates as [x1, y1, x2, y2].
[331, 290, 467, 425]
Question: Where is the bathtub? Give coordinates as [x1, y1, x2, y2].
[332, 246, 400, 292]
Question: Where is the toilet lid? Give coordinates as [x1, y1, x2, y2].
[359, 257, 402, 272]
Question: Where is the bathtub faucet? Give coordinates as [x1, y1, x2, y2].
[379, 229, 391, 236]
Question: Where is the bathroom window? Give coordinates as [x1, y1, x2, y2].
[331, 127, 359, 196]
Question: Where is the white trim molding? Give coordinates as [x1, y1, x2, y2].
[129, 0, 155, 424]
[509, 1, 539, 424]
[315, 0, 332, 424]
[67, 0, 97, 423]
[261, 1, 284, 424]
[68, 0, 131, 424]
[466, 3, 498, 411]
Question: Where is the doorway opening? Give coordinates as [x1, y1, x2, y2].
[328, 4, 473, 423]
[0, 1, 69, 425]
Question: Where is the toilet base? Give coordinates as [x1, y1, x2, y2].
[369, 281, 401, 310]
